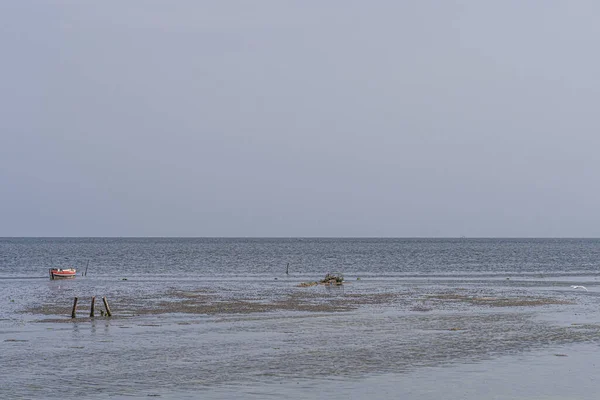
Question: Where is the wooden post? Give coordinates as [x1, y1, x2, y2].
[71, 297, 78, 318]
[90, 296, 96, 317]
[102, 296, 112, 317]
[286, 263, 289, 275]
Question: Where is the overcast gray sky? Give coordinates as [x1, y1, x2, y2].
[1, 1, 600, 237]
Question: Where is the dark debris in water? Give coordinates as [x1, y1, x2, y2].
[299, 273, 345, 287]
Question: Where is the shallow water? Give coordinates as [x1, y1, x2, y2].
[199, 341, 600, 400]
[2, 238, 600, 398]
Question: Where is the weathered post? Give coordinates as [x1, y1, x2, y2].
[102, 296, 112, 317]
[90, 296, 96, 317]
[71, 297, 78, 318]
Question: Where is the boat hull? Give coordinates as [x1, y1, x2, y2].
[49, 268, 77, 279]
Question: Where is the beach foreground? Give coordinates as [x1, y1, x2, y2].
[3, 273, 600, 399]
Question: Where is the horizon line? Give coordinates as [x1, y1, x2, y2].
[2, 236, 600, 240]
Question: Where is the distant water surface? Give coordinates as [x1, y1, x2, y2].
[2, 237, 600, 278]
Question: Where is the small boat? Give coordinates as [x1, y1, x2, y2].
[49, 268, 77, 279]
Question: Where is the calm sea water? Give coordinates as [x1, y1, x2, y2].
[2, 238, 600, 399]
[2, 237, 600, 278]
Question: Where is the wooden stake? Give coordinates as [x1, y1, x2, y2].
[102, 296, 112, 317]
[71, 297, 78, 318]
[286, 262, 289, 275]
[90, 296, 96, 317]
[84, 260, 89, 277]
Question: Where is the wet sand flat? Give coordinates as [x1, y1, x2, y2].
[3, 276, 600, 399]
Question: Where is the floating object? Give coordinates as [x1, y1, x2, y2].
[570, 285, 588, 291]
[298, 273, 345, 288]
[49, 268, 77, 280]
[320, 273, 344, 285]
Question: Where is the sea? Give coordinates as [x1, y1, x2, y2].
[2, 238, 600, 399]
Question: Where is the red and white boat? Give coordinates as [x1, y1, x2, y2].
[49, 268, 77, 279]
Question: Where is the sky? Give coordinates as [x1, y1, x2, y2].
[1, 1, 600, 237]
